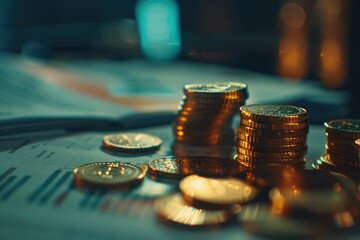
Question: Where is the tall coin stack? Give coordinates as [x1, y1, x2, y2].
[236, 104, 309, 167]
[174, 82, 248, 145]
[312, 119, 360, 179]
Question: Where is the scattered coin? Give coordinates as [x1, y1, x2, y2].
[179, 174, 258, 209]
[154, 194, 241, 227]
[73, 162, 145, 188]
[103, 133, 162, 152]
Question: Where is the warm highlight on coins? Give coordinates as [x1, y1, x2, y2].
[235, 104, 308, 167]
[174, 82, 248, 145]
[312, 119, 360, 179]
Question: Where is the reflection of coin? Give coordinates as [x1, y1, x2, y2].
[240, 104, 307, 123]
[148, 156, 247, 179]
[154, 194, 241, 227]
[73, 162, 145, 188]
[179, 175, 258, 209]
[103, 133, 162, 152]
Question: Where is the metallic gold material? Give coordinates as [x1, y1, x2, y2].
[238, 133, 306, 145]
[102, 133, 162, 152]
[240, 104, 308, 123]
[235, 154, 305, 167]
[154, 194, 241, 227]
[148, 156, 247, 179]
[73, 162, 145, 188]
[174, 82, 248, 145]
[179, 175, 258, 208]
[238, 140, 306, 152]
[238, 126, 308, 138]
[240, 118, 309, 131]
[324, 119, 360, 135]
[237, 147, 307, 158]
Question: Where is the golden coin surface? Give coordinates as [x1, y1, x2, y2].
[238, 140, 306, 152]
[73, 162, 144, 188]
[154, 194, 241, 227]
[238, 126, 308, 138]
[148, 156, 247, 179]
[325, 119, 360, 137]
[179, 175, 258, 208]
[237, 147, 307, 158]
[103, 133, 162, 151]
[312, 154, 360, 178]
[184, 82, 248, 95]
[240, 118, 309, 131]
[238, 133, 307, 145]
[240, 104, 307, 123]
[235, 154, 305, 167]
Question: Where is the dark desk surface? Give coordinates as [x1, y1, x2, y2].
[0, 56, 357, 239]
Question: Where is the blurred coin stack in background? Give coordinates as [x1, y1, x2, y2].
[174, 82, 248, 145]
[312, 119, 360, 180]
[236, 104, 308, 167]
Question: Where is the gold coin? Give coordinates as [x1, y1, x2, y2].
[326, 147, 360, 160]
[73, 162, 145, 188]
[238, 126, 308, 138]
[269, 172, 355, 217]
[154, 194, 241, 227]
[240, 118, 309, 131]
[184, 82, 248, 96]
[326, 143, 359, 154]
[327, 153, 360, 168]
[237, 147, 307, 158]
[238, 133, 306, 145]
[102, 133, 162, 152]
[240, 104, 308, 123]
[324, 119, 360, 138]
[238, 140, 306, 152]
[312, 154, 360, 179]
[148, 156, 247, 179]
[179, 175, 258, 209]
[235, 154, 305, 167]
[326, 136, 360, 147]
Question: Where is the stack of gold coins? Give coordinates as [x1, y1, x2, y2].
[236, 104, 309, 167]
[174, 82, 248, 145]
[312, 119, 360, 179]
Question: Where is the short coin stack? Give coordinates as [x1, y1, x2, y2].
[174, 82, 248, 145]
[236, 104, 309, 167]
[313, 119, 360, 179]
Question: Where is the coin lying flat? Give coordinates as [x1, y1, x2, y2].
[148, 156, 248, 179]
[154, 194, 241, 227]
[73, 162, 145, 188]
[179, 175, 258, 209]
[103, 133, 162, 152]
[240, 104, 308, 123]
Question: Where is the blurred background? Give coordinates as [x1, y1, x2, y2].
[0, 0, 358, 117]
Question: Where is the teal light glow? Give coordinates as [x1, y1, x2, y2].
[136, 0, 181, 61]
